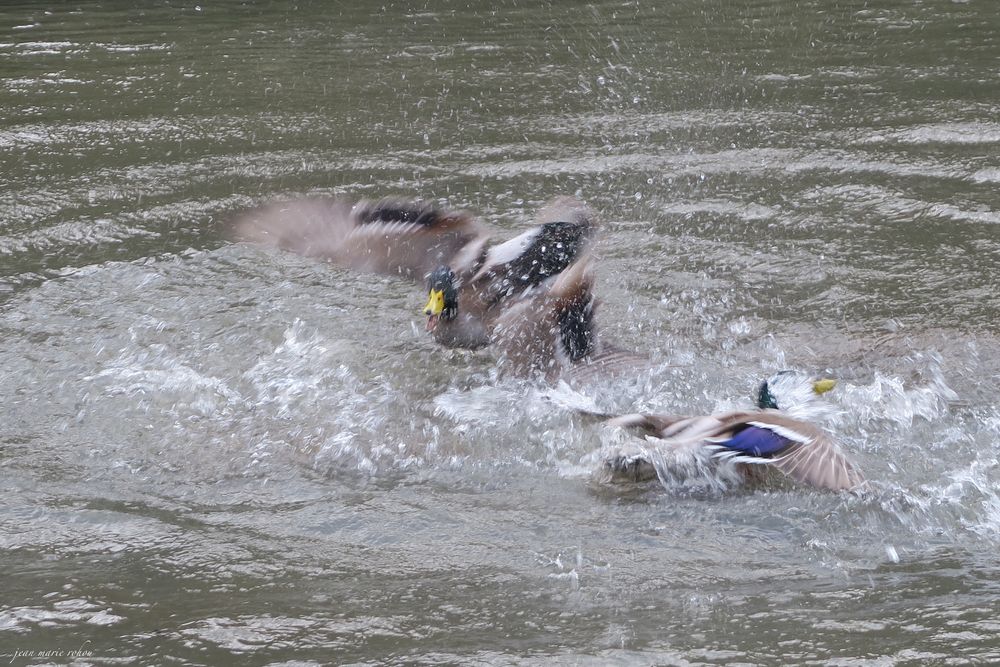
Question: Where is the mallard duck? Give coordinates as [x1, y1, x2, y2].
[599, 372, 866, 492]
[230, 195, 596, 349]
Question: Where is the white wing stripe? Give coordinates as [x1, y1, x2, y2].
[746, 421, 813, 444]
[481, 227, 539, 268]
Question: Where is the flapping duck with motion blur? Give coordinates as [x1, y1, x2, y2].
[230, 195, 598, 350]
[231, 193, 646, 381]
[594, 371, 867, 493]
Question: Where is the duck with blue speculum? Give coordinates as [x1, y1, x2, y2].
[230, 195, 598, 350]
[594, 371, 867, 492]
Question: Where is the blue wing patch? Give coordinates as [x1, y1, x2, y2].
[719, 426, 790, 457]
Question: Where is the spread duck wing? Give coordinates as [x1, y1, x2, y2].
[708, 411, 867, 492]
[470, 197, 598, 302]
[230, 196, 487, 281]
[491, 256, 596, 378]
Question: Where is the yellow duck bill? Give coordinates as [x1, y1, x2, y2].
[424, 288, 445, 331]
[812, 378, 836, 395]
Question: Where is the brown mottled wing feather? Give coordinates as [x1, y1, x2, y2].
[491, 257, 594, 379]
[229, 196, 487, 281]
[712, 411, 867, 492]
[347, 198, 488, 279]
[491, 295, 559, 378]
[598, 414, 727, 485]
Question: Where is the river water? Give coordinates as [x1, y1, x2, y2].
[2, 1, 999, 665]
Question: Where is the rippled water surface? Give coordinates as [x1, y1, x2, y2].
[3, 1, 1000, 664]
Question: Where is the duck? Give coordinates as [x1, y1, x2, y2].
[229, 195, 596, 350]
[597, 371, 867, 492]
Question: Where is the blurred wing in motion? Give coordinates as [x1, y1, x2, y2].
[230, 196, 488, 281]
[491, 255, 597, 379]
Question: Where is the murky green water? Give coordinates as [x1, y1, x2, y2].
[3, 1, 1000, 665]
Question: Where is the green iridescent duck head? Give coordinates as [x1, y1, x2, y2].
[756, 371, 837, 411]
